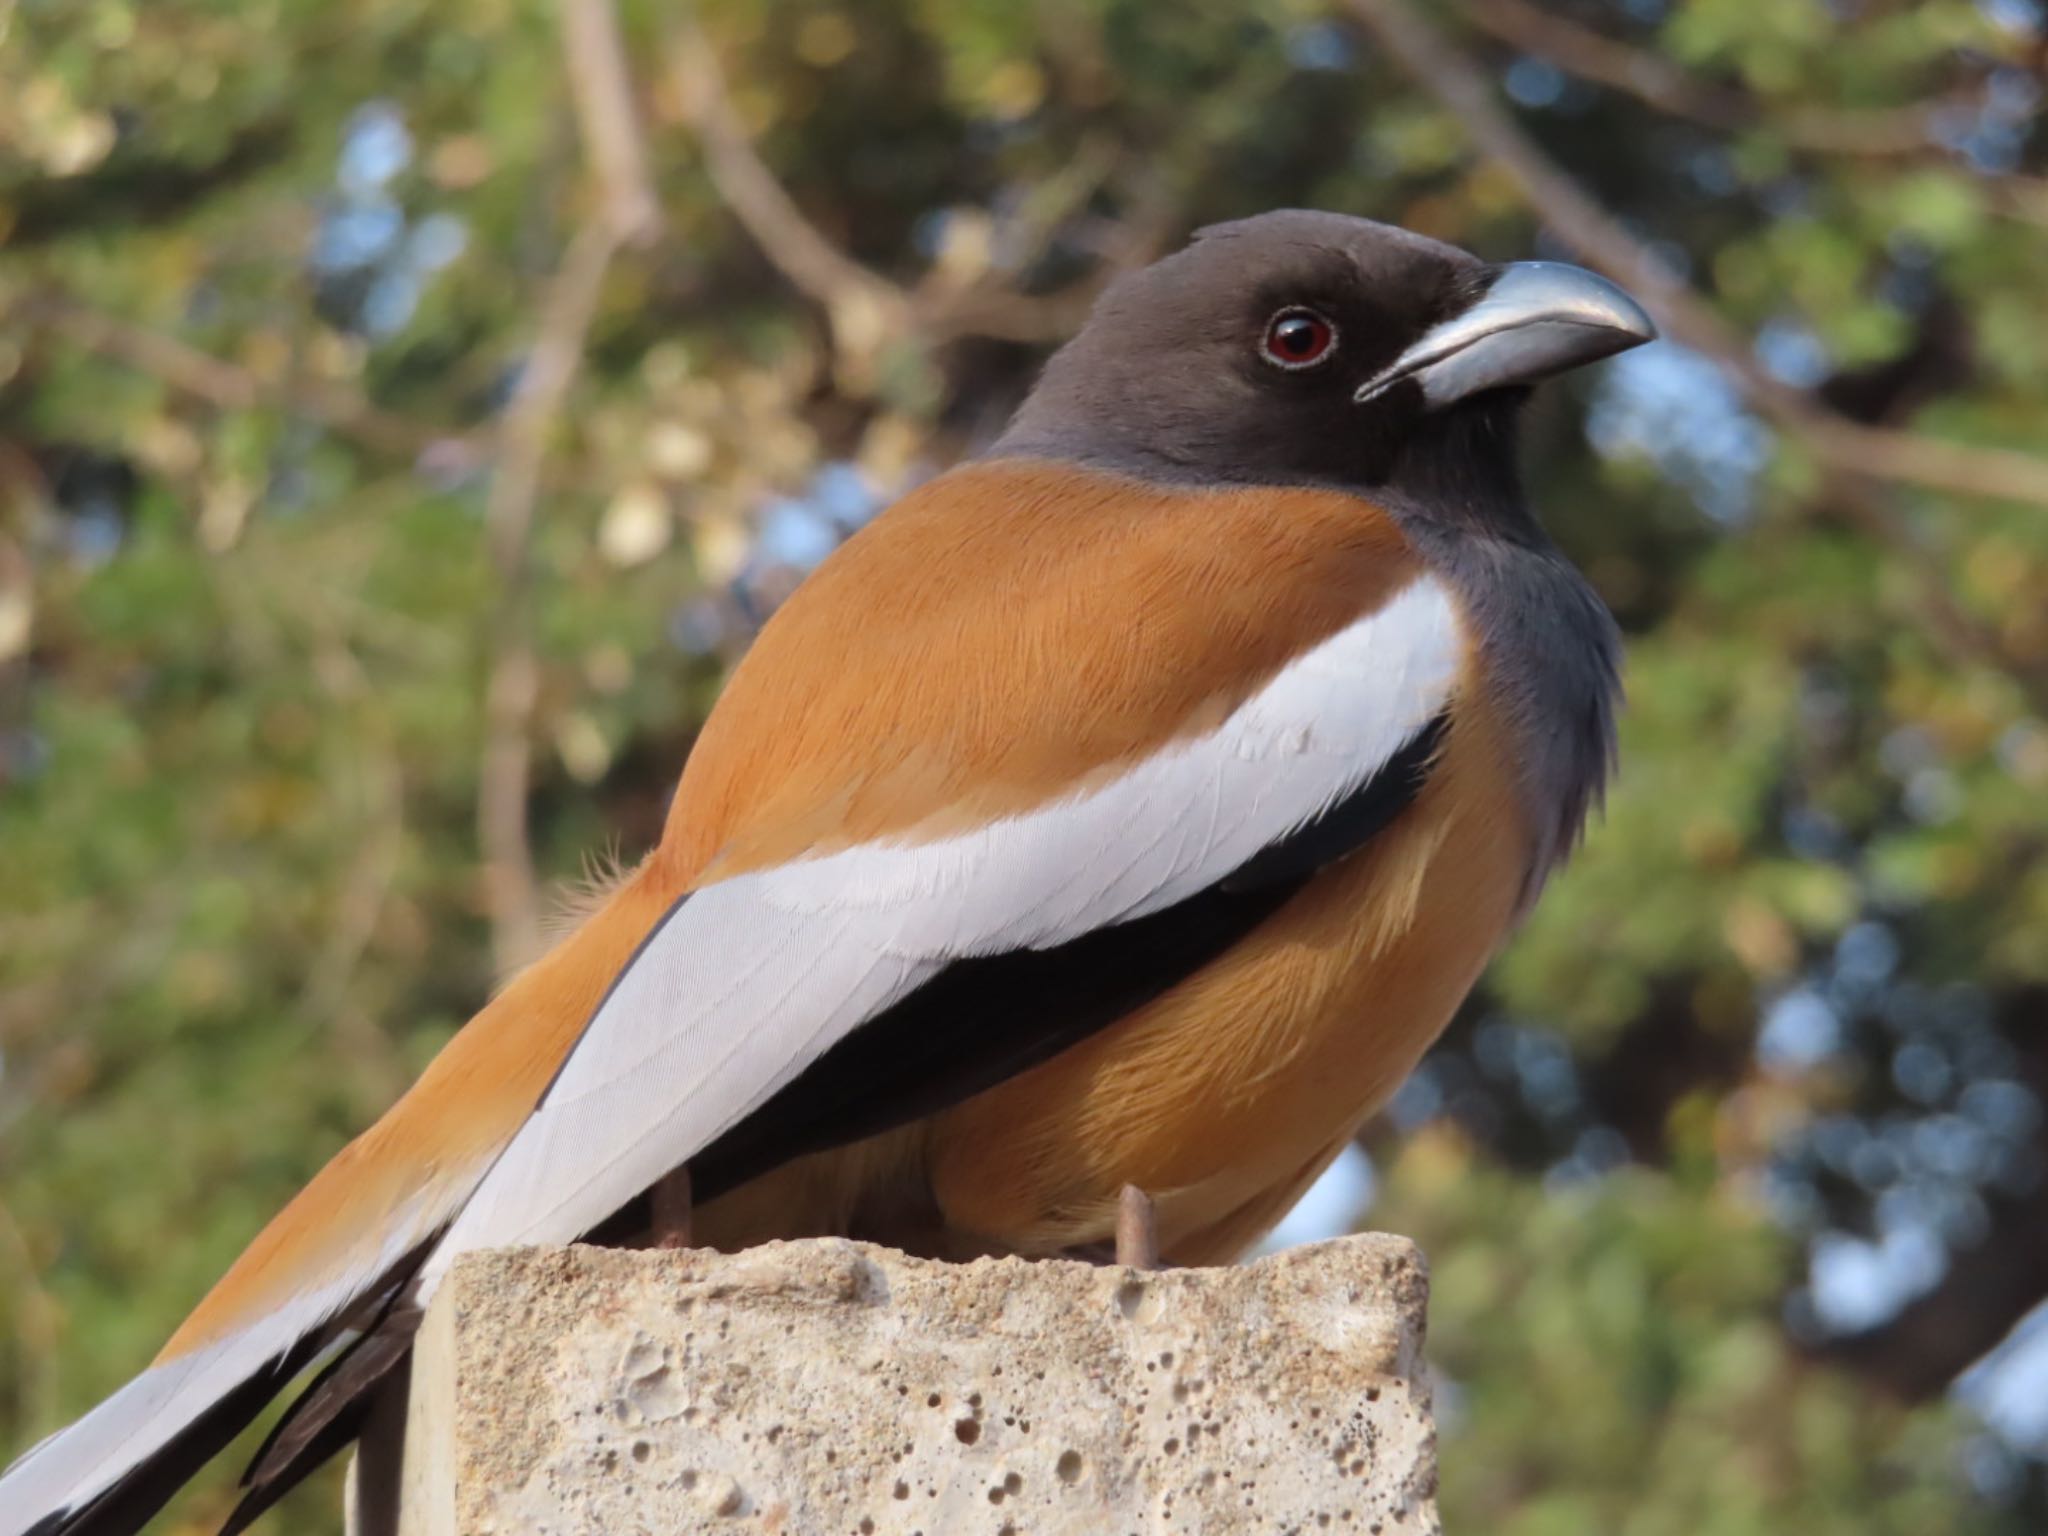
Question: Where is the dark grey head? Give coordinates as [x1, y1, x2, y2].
[994, 209, 1654, 504]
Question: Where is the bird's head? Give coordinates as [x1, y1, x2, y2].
[996, 208, 1656, 499]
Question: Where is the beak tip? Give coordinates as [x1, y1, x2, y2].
[1613, 295, 1660, 350]
[1504, 260, 1658, 350]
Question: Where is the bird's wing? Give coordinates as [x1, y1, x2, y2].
[422, 459, 1465, 1285]
[425, 582, 1459, 1280]
[0, 458, 1464, 1536]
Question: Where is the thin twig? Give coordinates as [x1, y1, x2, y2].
[668, 21, 1170, 359]
[477, 0, 662, 974]
[561, 0, 664, 245]
[1458, 0, 2048, 235]
[0, 1190, 61, 1435]
[478, 221, 620, 977]
[15, 294, 629, 496]
[1812, 415, 2048, 508]
[1459, 0, 1978, 157]
[23, 295, 438, 459]
[669, 19, 910, 346]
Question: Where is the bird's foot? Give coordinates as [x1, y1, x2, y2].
[1115, 1183, 1160, 1270]
[652, 1164, 693, 1248]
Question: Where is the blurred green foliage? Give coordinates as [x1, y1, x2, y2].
[3, 0, 2047, 1531]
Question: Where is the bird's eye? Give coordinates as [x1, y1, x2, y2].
[1261, 307, 1338, 370]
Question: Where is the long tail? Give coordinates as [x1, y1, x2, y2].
[0, 870, 675, 1536]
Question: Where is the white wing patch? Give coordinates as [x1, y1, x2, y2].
[420, 574, 1462, 1294]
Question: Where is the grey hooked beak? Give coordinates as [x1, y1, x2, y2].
[1355, 261, 1657, 408]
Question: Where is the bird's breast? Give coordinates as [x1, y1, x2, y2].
[925, 676, 1532, 1263]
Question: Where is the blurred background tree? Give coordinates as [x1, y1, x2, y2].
[3, 0, 2047, 1530]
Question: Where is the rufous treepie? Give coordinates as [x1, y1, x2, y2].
[1, 209, 1654, 1536]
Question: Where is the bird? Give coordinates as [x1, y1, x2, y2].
[0, 208, 1653, 1536]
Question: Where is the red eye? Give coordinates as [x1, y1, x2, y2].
[1261, 307, 1337, 369]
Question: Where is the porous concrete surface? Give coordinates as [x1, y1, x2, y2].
[389, 1235, 1437, 1536]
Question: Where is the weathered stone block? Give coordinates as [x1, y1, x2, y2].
[366, 1235, 1436, 1535]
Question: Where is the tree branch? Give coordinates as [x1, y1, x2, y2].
[477, 221, 619, 977]
[561, 0, 664, 245]
[668, 18, 911, 360]
[478, 0, 659, 974]
[666, 22, 1170, 361]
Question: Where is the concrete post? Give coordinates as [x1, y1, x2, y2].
[349, 1235, 1437, 1535]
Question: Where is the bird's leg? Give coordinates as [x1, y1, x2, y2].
[1115, 1183, 1160, 1270]
[652, 1164, 693, 1248]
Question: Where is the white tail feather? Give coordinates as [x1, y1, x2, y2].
[0, 1339, 270, 1536]
[0, 1194, 446, 1535]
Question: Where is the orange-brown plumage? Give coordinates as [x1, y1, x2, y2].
[661, 458, 1419, 882]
